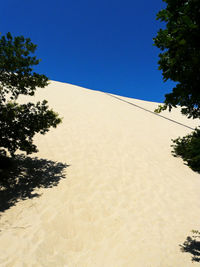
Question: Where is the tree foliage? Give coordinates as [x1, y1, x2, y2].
[0, 32, 61, 157]
[172, 128, 200, 172]
[154, 0, 200, 172]
[153, 0, 200, 118]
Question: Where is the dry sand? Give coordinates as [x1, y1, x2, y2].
[0, 80, 200, 267]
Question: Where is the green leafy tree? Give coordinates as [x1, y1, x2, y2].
[153, 0, 200, 118]
[153, 0, 200, 171]
[0, 32, 62, 157]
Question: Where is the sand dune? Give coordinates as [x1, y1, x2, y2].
[0, 80, 200, 266]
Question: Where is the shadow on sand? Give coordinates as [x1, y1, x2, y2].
[0, 154, 69, 212]
[180, 230, 200, 263]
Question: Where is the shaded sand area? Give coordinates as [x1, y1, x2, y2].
[1, 81, 200, 266]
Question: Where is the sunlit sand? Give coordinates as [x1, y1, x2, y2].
[0, 81, 200, 266]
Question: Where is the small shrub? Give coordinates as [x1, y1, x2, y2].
[171, 128, 200, 172]
[180, 230, 200, 262]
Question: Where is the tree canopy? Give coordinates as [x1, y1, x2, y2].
[0, 32, 61, 157]
[154, 0, 200, 172]
[153, 0, 200, 118]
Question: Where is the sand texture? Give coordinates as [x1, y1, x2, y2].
[0, 81, 200, 267]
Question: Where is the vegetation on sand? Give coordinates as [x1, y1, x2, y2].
[0, 32, 62, 160]
[153, 0, 200, 172]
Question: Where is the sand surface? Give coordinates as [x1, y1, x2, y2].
[0, 81, 200, 266]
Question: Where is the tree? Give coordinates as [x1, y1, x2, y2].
[0, 32, 62, 158]
[153, 0, 200, 117]
[153, 0, 200, 171]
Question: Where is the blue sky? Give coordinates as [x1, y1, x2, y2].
[1, 0, 175, 102]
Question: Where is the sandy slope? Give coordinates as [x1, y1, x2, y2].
[0, 80, 200, 267]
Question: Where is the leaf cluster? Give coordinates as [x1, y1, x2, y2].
[0, 33, 61, 156]
[153, 0, 200, 118]
[0, 32, 48, 102]
[171, 128, 200, 172]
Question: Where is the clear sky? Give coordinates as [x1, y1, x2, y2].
[1, 0, 175, 102]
